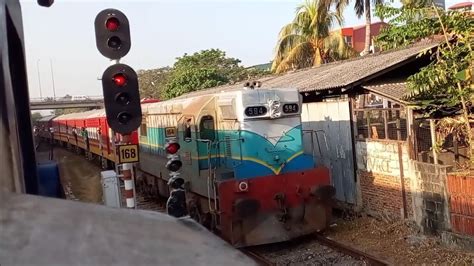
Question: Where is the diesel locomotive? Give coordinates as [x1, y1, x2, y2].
[38, 86, 334, 247]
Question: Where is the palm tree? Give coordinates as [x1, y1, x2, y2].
[352, 0, 383, 55]
[271, 0, 353, 73]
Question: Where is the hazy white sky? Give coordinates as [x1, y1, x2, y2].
[20, 0, 458, 99]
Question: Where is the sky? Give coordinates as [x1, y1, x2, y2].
[20, 0, 460, 99]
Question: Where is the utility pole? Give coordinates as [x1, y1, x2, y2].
[36, 59, 42, 99]
[49, 58, 56, 99]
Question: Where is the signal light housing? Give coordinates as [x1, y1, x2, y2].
[166, 159, 183, 172]
[165, 138, 182, 173]
[102, 63, 141, 134]
[165, 143, 181, 154]
[94, 8, 131, 59]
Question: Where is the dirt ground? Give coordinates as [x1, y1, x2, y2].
[54, 147, 102, 203]
[327, 215, 474, 265]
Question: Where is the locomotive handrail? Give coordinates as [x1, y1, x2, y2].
[195, 139, 217, 215]
[196, 137, 244, 222]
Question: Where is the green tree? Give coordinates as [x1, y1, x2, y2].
[271, 0, 353, 73]
[376, 4, 473, 162]
[162, 49, 268, 99]
[137, 67, 171, 99]
[31, 112, 42, 123]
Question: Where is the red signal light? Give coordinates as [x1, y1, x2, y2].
[105, 17, 120, 31]
[166, 143, 180, 154]
[113, 73, 127, 86]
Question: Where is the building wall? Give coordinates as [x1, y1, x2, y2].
[340, 22, 387, 53]
[356, 140, 415, 219]
[351, 22, 386, 53]
[446, 173, 474, 236]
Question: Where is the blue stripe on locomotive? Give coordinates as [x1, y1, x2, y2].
[139, 125, 315, 180]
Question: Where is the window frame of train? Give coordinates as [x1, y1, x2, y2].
[117, 144, 140, 164]
[199, 115, 215, 141]
[182, 116, 193, 142]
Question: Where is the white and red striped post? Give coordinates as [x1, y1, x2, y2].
[119, 134, 136, 209]
[122, 162, 135, 208]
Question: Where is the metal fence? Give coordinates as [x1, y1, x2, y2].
[354, 108, 407, 141]
[413, 119, 470, 166]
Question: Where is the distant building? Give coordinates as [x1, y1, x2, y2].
[448, 1, 473, 11]
[338, 22, 388, 54]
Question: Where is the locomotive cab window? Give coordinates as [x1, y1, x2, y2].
[199, 115, 215, 141]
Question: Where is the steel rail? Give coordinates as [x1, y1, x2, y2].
[241, 249, 275, 266]
[314, 234, 388, 266]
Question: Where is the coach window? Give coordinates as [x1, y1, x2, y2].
[199, 115, 215, 141]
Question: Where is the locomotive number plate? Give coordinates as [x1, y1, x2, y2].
[165, 127, 177, 137]
[117, 144, 139, 164]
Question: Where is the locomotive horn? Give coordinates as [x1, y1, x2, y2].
[244, 81, 255, 89]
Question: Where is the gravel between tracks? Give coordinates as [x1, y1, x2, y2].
[250, 238, 366, 265]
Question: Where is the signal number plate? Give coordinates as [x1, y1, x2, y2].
[165, 127, 177, 137]
[117, 144, 139, 164]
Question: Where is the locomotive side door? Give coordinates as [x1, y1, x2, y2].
[197, 114, 218, 170]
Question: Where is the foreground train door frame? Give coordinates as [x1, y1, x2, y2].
[301, 100, 357, 204]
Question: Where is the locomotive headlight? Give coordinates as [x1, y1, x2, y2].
[238, 181, 249, 192]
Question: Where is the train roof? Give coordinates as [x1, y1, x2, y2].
[52, 109, 105, 121]
[144, 87, 300, 116]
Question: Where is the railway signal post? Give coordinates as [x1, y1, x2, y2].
[165, 130, 187, 217]
[95, 8, 141, 209]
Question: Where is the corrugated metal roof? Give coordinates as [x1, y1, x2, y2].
[176, 42, 438, 99]
[362, 82, 408, 104]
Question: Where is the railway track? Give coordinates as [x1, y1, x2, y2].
[45, 142, 386, 266]
[242, 249, 275, 266]
[314, 234, 387, 266]
[244, 233, 388, 266]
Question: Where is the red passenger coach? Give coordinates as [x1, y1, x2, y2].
[51, 108, 138, 168]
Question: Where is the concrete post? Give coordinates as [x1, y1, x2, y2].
[430, 119, 438, 164]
